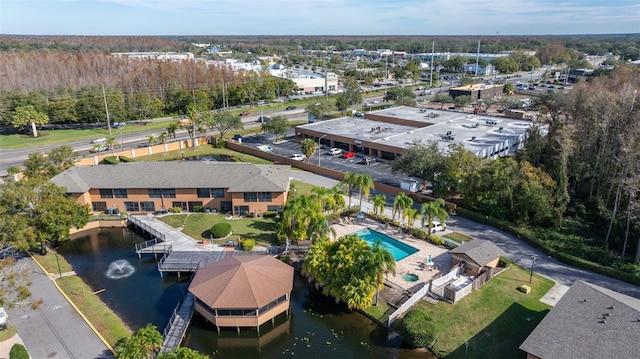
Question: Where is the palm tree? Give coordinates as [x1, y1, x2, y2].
[147, 134, 156, 146]
[355, 174, 375, 211]
[311, 186, 330, 211]
[114, 323, 163, 359]
[369, 241, 396, 306]
[327, 185, 347, 214]
[340, 172, 358, 208]
[158, 132, 168, 144]
[166, 123, 178, 139]
[372, 194, 387, 216]
[406, 208, 418, 229]
[106, 136, 118, 155]
[391, 192, 413, 222]
[301, 138, 317, 163]
[420, 198, 450, 235]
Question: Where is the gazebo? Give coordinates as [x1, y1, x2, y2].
[188, 255, 294, 333]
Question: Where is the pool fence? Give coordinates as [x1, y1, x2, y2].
[387, 283, 430, 327]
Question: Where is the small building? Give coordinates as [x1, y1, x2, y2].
[188, 255, 294, 332]
[449, 240, 505, 275]
[448, 83, 503, 101]
[519, 281, 640, 359]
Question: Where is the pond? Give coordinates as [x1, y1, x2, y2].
[60, 227, 436, 358]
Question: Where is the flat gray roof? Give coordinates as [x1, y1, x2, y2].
[297, 106, 545, 157]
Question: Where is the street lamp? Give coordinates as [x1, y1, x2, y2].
[318, 135, 328, 166]
[55, 253, 62, 279]
[529, 256, 536, 283]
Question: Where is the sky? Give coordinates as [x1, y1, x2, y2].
[1, 0, 639, 36]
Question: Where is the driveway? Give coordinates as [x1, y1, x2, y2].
[290, 171, 640, 300]
[8, 257, 114, 359]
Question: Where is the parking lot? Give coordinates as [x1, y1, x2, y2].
[240, 129, 405, 188]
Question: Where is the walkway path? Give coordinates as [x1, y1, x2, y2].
[7, 257, 113, 359]
[290, 171, 640, 299]
[160, 293, 194, 353]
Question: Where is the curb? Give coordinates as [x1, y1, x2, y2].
[28, 252, 115, 354]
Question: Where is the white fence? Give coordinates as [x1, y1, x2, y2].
[432, 265, 462, 287]
[387, 283, 430, 327]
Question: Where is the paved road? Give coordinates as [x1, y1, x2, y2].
[290, 171, 640, 300]
[8, 257, 114, 359]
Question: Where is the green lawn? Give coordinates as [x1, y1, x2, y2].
[0, 120, 175, 150]
[0, 326, 17, 342]
[290, 179, 317, 197]
[158, 213, 279, 246]
[30, 253, 130, 348]
[134, 145, 273, 164]
[363, 300, 392, 323]
[403, 264, 554, 359]
[443, 231, 475, 243]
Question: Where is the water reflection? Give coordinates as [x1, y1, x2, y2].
[59, 227, 435, 358]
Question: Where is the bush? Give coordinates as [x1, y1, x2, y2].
[498, 256, 512, 268]
[401, 309, 436, 348]
[169, 207, 183, 213]
[427, 235, 445, 246]
[263, 211, 278, 218]
[241, 238, 255, 251]
[119, 156, 134, 162]
[9, 344, 29, 359]
[102, 156, 119, 164]
[192, 205, 203, 213]
[215, 139, 226, 148]
[210, 222, 232, 238]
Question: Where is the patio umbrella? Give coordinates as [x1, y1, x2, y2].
[427, 254, 433, 264]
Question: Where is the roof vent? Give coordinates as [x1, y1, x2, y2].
[599, 320, 607, 324]
[608, 306, 616, 310]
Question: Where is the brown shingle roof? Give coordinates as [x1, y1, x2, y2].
[519, 281, 640, 359]
[188, 255, 294, 309]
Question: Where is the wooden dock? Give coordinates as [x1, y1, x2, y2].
[160, 292, 195, 353]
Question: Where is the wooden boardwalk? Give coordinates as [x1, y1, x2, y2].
[130, 215, 211, 254]
[160, 292, 195, 353]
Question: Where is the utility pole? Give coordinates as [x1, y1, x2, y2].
[429, 41, 435, 88]
[102, 84, 112, 135]
[475, 40, 481, 76]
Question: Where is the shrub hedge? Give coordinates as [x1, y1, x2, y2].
[210, 222, 231, 238]
[401, 309, 436, 348]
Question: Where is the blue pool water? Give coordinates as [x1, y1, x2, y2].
[355, 228, 419, 261]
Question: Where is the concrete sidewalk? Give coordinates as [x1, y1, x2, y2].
[8, 257, 114, 359]
[0, 333, 28, 359]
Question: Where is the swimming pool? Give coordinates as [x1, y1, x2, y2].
[355, 228, 419, 261]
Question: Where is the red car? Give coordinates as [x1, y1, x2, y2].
[342, 151, 356, 159]
[240, 111, 250, 116]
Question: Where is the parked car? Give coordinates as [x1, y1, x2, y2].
[285, 106, 297, 110]
[258, 116, 270, 122]
[342, 151, 356, 159]
[257, 145, 273, 152]
[113, 122, 126, 128]
[290, 153, 307, 161]
[240, 111, 250, 116]
[328, 148, 342, 156]
[91, 137, 107, 144]
[359, 157, 375, 165]
[354, 111, 364, 117]
[427, 221, 447, 232]
[233, 134, 243, 140]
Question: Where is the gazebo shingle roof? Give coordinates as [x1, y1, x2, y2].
[189, 255, 294, 309]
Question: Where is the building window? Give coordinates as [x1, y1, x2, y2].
[243, 192, 258, 202]
[211, 188, 224, 198]
[92, 202, 107, 212]
[124, 202, 139, 212]
[113, 188, 128, 198]
[162, 189, 176, 198]
[148, 189, 162, 198]
[140, 202, 155, 212]
[220, 201, 232, 212]
[188, 201, 203, 212]
[258, 294, 287, 314]
[258, 192, 272, 202]
[267, 205, 281, 212]
[172, 201, 187, 211]
[99, 189, 113, 198]
[196, 188, 210, 198]
[234, 206, 249, 216]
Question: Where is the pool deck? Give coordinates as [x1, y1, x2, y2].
[331, 218, 451, 291]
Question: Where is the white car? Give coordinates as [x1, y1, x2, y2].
[257, 145, 273, 152]
[354, 111, 364, 117]
[328, 148, 342, 156]
[90, 144, 108, 153]
[427, 221, 447, 232]
[290, 154, 307, 161]
[91, 137, 107, 144]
